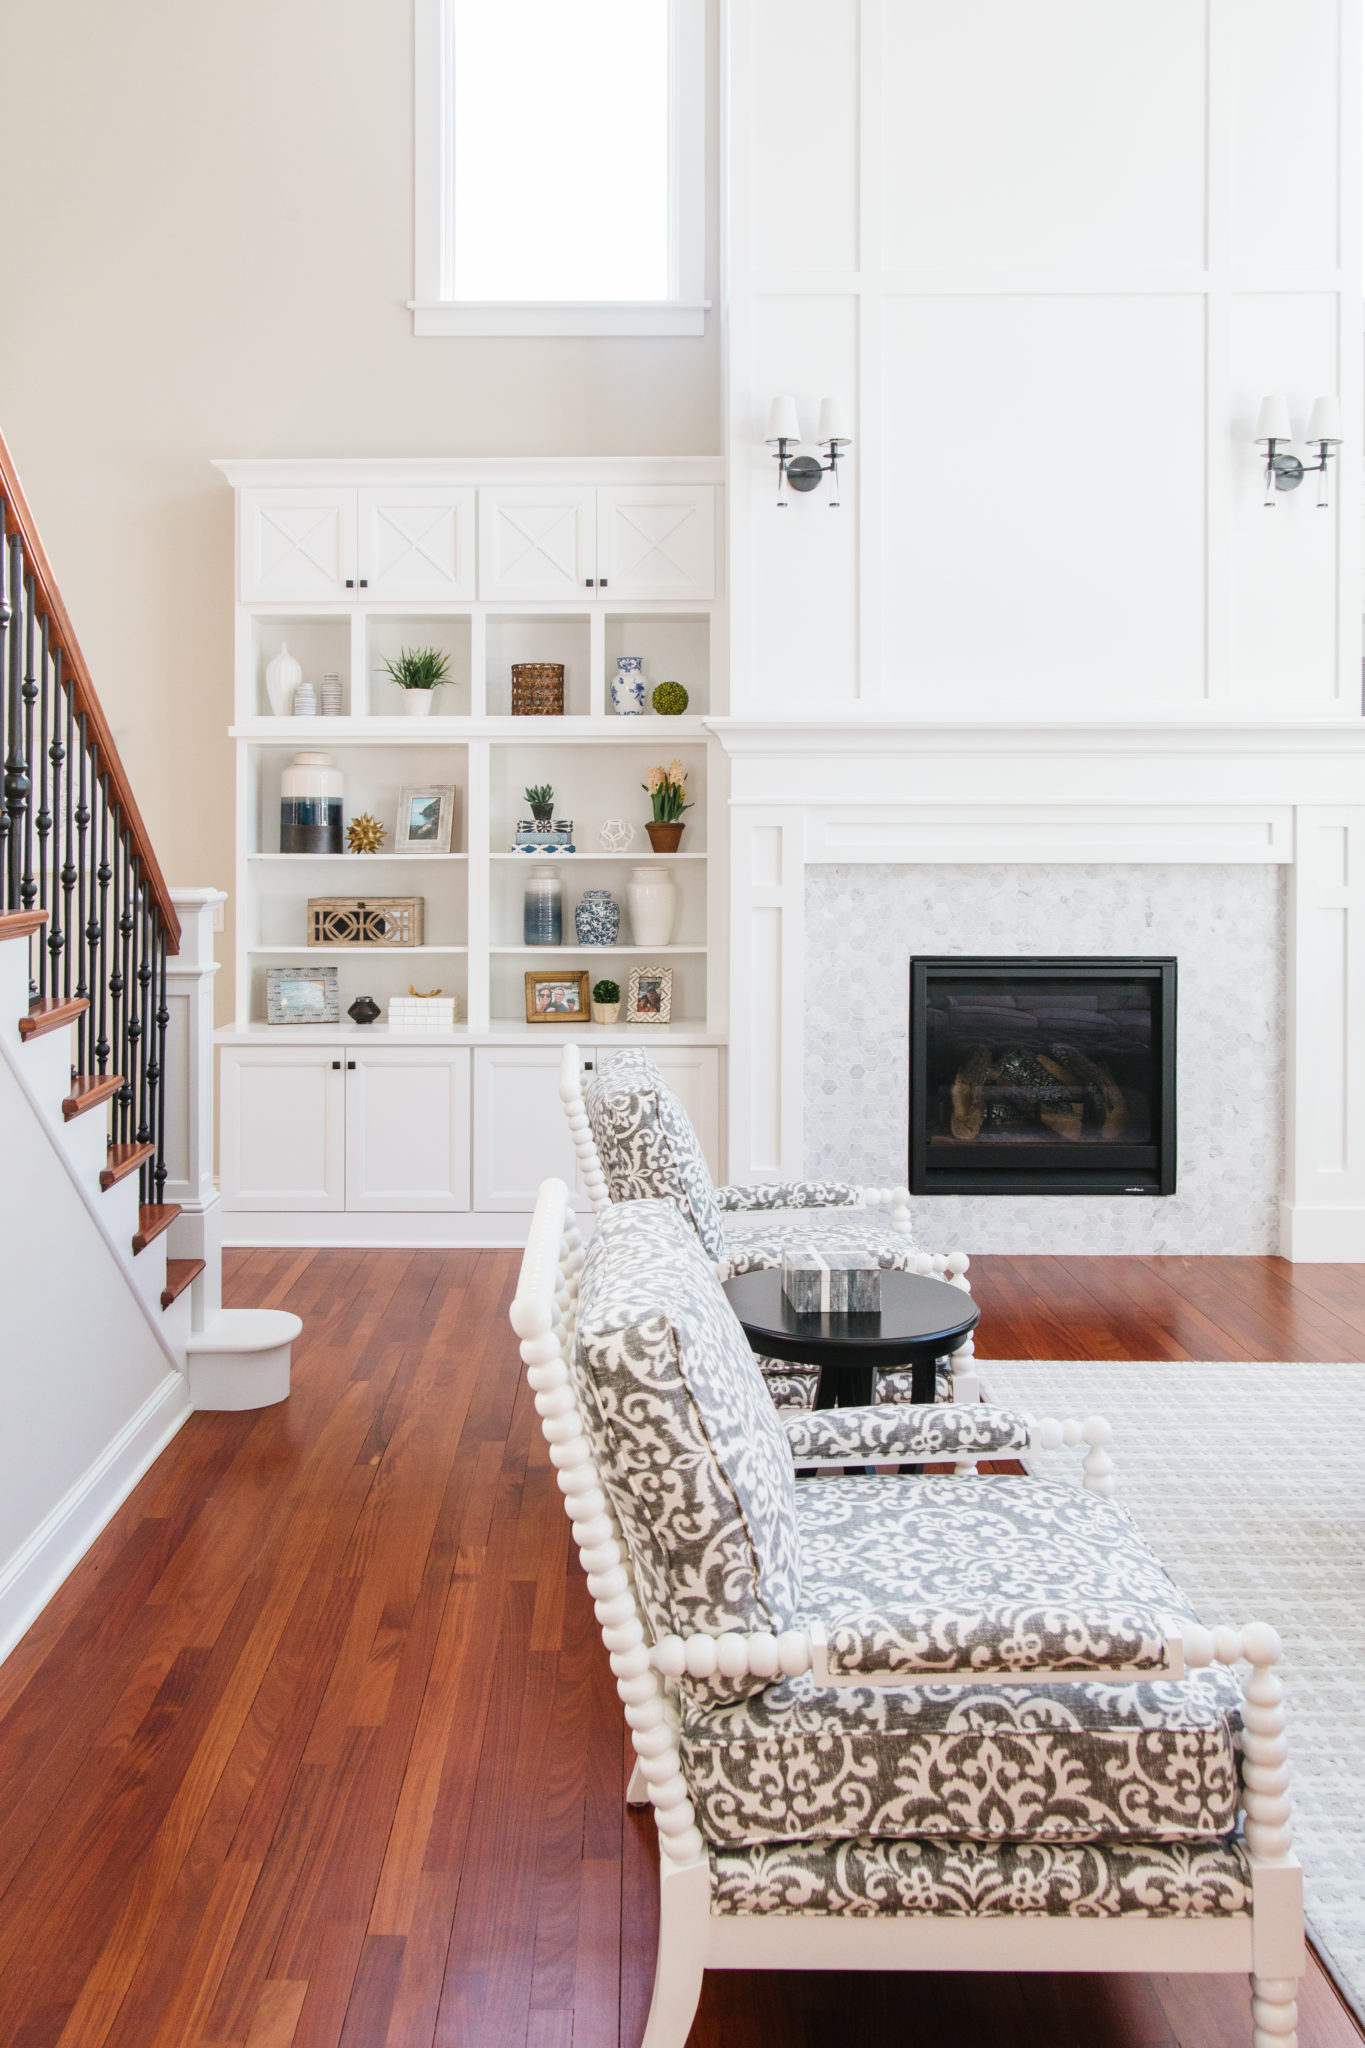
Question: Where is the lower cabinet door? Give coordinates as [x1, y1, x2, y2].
[345, 1046, 470, 1211]
[221, 1046, 346, 1211]
[471, 1043, 720, 1212]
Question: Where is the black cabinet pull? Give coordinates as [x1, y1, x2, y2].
[584, 577, 594, 587]
[598, 578, 607, 587]
[344, 579, 354, 588]
[358, 578, 368, 588]
[332, 1060, 341, 1069]
[347, 1060, 356, 1069]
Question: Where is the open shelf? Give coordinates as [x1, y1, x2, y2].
[249, 944, 468, 955]
[485, 614, 592, 717]
[604, 613, 710, 716]
[366, 614, 473, 718]
[251, 614, 350, 717]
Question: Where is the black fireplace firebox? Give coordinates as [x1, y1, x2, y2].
[909, 957, 1177, 1196]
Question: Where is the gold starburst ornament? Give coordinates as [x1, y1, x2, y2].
[346, 812, 386, 855]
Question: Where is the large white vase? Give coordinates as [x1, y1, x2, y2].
[264, 642, 302, 717]
[627, 866, 677, 948]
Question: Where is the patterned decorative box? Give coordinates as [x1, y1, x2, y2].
[387, 995, 458, 1031]
[308, 896, 424, 946]
[781, 1246, 881, 1316]
[513, 819, 576, 853]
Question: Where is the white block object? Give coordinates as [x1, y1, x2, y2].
[184, 1308, 301, 1410]
[387, 996, 457, 1030]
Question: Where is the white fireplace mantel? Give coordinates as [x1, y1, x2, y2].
[707, 718, 1365, 1261]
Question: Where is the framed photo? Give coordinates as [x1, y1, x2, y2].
[524, 969, 590, 1023]
[626, 965, 673, 1024]
[266, 963, 340, 1025]
[396, 785, 456, 854]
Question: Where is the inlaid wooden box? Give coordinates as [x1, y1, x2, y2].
[307, 897, 425, 947]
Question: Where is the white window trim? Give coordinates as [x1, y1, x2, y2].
[411, 0, 707, 338]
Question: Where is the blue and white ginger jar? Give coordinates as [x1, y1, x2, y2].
[611, 655, 646, 716]
[574, 889, 621, 946]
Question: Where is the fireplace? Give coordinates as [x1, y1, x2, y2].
[908, 957, 1177, 1196]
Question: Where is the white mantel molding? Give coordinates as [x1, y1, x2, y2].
[715, 720, 1365, 1262]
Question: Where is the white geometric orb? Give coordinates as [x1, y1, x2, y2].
[599, 817, 635, 853]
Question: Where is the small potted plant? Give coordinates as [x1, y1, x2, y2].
[524, 783, 555, 827]
[383, 645, 452, 716]
[591, 977, 621, 1026]
[642, 760, 693, 852]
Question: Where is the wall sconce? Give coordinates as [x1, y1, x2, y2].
[765, 396, 852, 507]
[1255, 394, 1342, 508]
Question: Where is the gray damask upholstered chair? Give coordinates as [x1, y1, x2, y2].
[511, 1182, 1304, 2048]
[559, 1043, 977, 1409]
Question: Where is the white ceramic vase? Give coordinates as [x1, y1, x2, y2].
[400, 689, 436, 717]
[627, 866, 677, 948]
[265, 642, 302, 717]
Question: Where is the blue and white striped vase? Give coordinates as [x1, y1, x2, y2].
[574, 889, 620, 946]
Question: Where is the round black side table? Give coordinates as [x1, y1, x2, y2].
[722, 1268, 980, 1408]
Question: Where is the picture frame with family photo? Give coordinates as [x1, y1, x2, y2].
[524, 970, 590, 1024]
[395, 785, 457, 854]
[625, 965, 673, 1024]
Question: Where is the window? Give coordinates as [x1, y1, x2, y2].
[413, 0, 706, 337]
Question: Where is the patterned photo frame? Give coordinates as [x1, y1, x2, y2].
[626, 965, 673, 1024]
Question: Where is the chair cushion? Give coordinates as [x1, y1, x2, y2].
[679, 1473, 1241, 1848]
[585, 1050, 727, 1257]
[799, 1473, 1190, 1678]
[719, 1211, 920, 1276]
[709, 1834, 1253, 1918]
[758, 1360, 821, 1410]
[572, 1199, 801, 1696]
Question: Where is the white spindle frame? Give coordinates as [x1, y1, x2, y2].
[557, 1043, 981, 1402]
[511, 1177, 1304, 2048]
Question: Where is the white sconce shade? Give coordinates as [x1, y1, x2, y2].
[817, 395, 851, 445]
[1254, 395, 1292, 444]
[1307, 395, 1342, 444]
[765, 396, 801, 444]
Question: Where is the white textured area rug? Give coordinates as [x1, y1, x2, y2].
[978, 1359, 1365, 2024]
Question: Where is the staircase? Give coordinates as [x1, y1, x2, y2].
[0, 430, 298, 1659]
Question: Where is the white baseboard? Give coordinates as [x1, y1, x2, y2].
[221, 1208, 597, 1249]
[0, 1372, 194, 1667]
[1278, 1201, 1365, 1262]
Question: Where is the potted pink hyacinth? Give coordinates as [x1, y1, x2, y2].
[642, 759, 692, 851]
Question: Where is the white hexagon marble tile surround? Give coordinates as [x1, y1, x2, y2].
[804, 864, 1285, 1255]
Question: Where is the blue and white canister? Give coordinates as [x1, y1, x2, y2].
[574, 889, 620, 946]
[611, 655, 646, 716]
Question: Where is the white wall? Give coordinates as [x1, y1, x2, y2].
[0, 0, 720, 1015]
[726, 0, 1362, 717]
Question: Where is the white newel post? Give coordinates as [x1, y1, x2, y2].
[165, 888, 226, 1329]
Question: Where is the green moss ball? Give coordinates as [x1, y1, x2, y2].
[652, 680, 689, 716]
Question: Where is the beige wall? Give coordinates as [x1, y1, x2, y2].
[0, 0, 720, 1011]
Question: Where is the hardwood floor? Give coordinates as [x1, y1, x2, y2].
[0, 1249, 1361, 2047]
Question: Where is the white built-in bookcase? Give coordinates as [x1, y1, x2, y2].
[213, 459, 728, 1244]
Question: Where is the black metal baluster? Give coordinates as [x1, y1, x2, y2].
[20, 576, 37, 943]
[94, 771, 110, 1073]
[74, 714, 90, 1069]
[153, 925, 169, 1201]
[136, 883, 155, 1202]
[60, 671, 75, 1001]
[117, 837, 135, 1143]
[109, 820, 124, 1136]
[0, 506, 8, 899]
[34, 618, 50, 996]
[4, 534, 29, 913]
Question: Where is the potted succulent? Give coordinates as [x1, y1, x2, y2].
[591, 977, 621, 1026]
[383, 644, 451, 716]
[524, 783, 555, 827]
[642, 759, 693, 852]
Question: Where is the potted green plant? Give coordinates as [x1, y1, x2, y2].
[383, 645, 452, 717]
[642, 759, 693, 852]
[591, 977, 621, 1026]
[524, 783, 555, 827]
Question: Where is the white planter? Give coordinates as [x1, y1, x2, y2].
[400, 690, 437, 716]
[627, 866, 677, 948]
[591, 1001, 621, 1026]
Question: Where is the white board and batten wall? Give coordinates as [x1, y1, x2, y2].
[215, 458, 727, 1247]
[718, 0, 1365, 1258]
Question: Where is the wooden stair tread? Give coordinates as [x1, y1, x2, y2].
[99, 1141, 153, 1190]
[0, 910, 48, 941]
[62, 1073, 123, 1121]
[161, 1259, 204, 1310]
[133, 1203, 181, 1254]
[19, 995, 88, 1040]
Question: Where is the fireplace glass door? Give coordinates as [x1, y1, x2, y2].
[909, 957, 1176, 1196]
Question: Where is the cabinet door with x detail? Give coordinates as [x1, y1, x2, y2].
[477, 486, 597, 600]
[239, 488, 357, 602]
[357, 487, 476, 599]
[596, 484, 715, 600]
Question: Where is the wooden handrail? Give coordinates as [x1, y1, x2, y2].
[0, 428, 180, 950]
